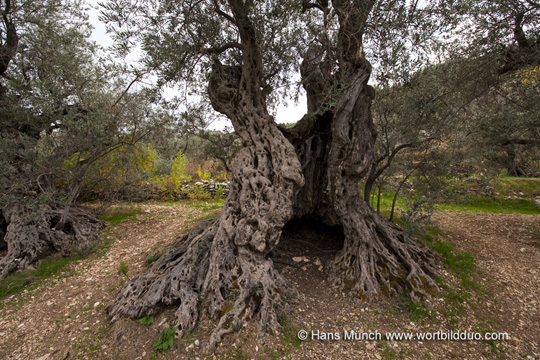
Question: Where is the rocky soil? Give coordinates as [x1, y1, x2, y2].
[0, 203, 538, 360]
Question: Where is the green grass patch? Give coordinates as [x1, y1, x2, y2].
[437, 196, 540, 214]
[422, 227, 477, 290]
[399, 296, 431, 323]
[397, 225, 479, 325]
[101, 209, 138, 225]
[495, 176, 540, 197]
[185, 199, 225, 213]
[220, 349, 249, 360]
[0, 254, 80, 302]
[145, 254, 159, 266]
[367, 191, 406, 213]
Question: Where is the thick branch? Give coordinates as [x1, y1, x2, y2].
[227, 0, 264, 99]
[514, 12, 530, 49]
[212, 0, 237, 26]
[203, 41, 242, 55]
[0, 0, 18, 76]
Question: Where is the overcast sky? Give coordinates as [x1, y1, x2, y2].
[85, 0, 305, 129]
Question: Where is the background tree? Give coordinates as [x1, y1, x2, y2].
[0, 0, 159, 278]
[443, 0, 540, 176]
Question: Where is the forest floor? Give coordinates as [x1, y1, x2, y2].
[0, 200, 539, 360]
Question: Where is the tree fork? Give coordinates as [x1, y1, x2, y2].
[107, 0, 439, 353]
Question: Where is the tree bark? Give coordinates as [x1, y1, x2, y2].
[0, 203, 104, 279]
[108, 0, 304, 353]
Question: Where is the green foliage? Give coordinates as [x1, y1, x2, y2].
[0, 255, 79, 302]
[152, 326, 177, 354]
[136, 143, 158, 177]
[214, 186, 225, 200]
[117, 261, 129, 278]
[400, 195, 436, 235]
[185, 186, 211, 200]
[171, 151, 190, 187]
[145, 254, 159, 266]
[197, 165, 211, 180]
[138, 315, 154, 327]
[0, 0, 165, 208]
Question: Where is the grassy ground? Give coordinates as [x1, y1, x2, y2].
[372, 176, 540, 215]
[0, 254, 81, 303]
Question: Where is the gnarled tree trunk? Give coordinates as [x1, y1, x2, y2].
[283, 68, 438, 303]
[107, 0, 439, 353]
[0, 204, 104, 279]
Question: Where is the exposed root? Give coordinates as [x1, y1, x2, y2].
[107, 217, 297, 354]
[203, 247, 296, 353]
[106, 218, 218, 327]
[0, 203, 104, 279]
[328, 205, 439, 305]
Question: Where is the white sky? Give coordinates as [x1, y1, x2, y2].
[86, 0, 306, 130]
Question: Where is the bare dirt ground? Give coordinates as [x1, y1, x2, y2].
[0, 203, 539, 360]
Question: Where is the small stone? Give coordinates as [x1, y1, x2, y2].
[292, 257, 303, 263]
[366, 344, 375, 350]
[93, 302, 100, 308]
[194, 339, 200, 347]
[520, 248, 526, 252]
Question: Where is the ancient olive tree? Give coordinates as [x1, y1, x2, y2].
[104, 0, 439, 351]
